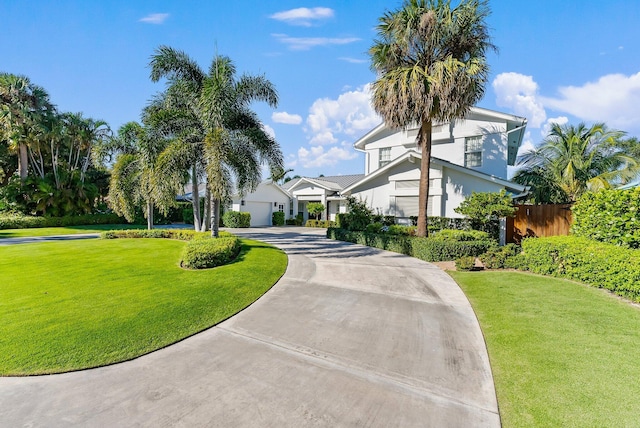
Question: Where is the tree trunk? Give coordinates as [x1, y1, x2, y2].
[203, 182, 211, 232]
[147, 201, 154, 230]
[18, 143, 28, 180]
[417, 121, 432, 238]
[191, 164, 201, 231]
[211, 198, 220, 238]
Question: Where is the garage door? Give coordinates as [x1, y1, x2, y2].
[245, 202, 271, 226]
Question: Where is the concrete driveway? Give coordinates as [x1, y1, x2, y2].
[0, 227, 498, 427]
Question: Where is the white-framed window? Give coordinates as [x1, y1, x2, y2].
[278, 204, 284, 213]
[379, 147, 391, 168]
[464, 136, 483, 168]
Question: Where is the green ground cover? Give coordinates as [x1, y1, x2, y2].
[0, 237, 286, 375]
[0, 224, 146, 238]
[450, 271, 640, 427]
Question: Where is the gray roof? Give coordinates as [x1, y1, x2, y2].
[281, 174, 365, 192]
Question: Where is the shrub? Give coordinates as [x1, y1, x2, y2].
[181, 236, 242, 269]
[454, 190, 517, 239]
[326, 228, 494, 262]
[386, 225, 416, 236]
[285, 218, 298, 225]
[222, 211, 251, 228]
[480, 243, 522, 269]
[572, 188, 640, 248]
[0, 213, 127, 230]
[432, 229, 490, 241]
[365, 222, 385, 234]
[272, 211, 285, 226]
[426, 216, 471, 231]
[339, 196, 373, 231]
[307, 202, 325, 220]
[455, 256, 476, 271]
[100, 229, 219, 240]
[519, 236, 640, 301]
[305, 219, 335, 228]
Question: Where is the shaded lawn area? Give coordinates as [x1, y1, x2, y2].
[0, 224, 147, 238]
[450, 271, 640, 427]
[0, 237, 286, 375]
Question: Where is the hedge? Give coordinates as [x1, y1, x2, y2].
[101, 229, 239, 269]
[326, 227, 494, 262]
[305, 219, 335, 228]
[222, 211, 251, 228]
[0, 213, 127, 230]
[572, 188, 640, 248]
[519, 236, 640, 301]
[181, 236, 242, 269]
[272, 211, 285, 226]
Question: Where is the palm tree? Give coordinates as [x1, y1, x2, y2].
[0, 73, 54, 180]
[369, 0, 495, 237]
[149, 46, 283, 236]
[108, 122, 183, 229]
[513, 122, 639, 203]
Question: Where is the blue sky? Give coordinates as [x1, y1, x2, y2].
[2, 1, 639, 178]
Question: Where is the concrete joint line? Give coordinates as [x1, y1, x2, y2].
[218, 325, 498, 415]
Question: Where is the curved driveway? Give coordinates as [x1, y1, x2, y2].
[0, 227, 498, 427]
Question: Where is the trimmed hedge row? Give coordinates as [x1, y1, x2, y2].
[326, 227, 494, 262]
[305, 219, 335, 228]
[181, 236, 241, 269]
[0, 213, 126, 230]
[101, 229, 240, 269]
[222, 211, 251, 228]
[519, 236, 640, 301]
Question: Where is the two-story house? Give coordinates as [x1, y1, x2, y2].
[230, 107, 528, 226]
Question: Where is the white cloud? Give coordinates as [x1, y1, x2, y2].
[339, 57, 368, 64]
[297, 146, 358, 168]
[272, 34, 360, 51]
[493, 72, 546, 128]
[262, 124, 276, 139]
[272, 111, 302, 125]
[269, 7, 334, 26]
[306, 83, 379, 145]
[541, 116, 568, 138]
[139, 13, 169, 24]
[541, 72, 640, 131]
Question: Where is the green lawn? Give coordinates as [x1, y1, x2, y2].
[0, 224, 147, 238]
[450, 271, 640, 427]
[0, 237, 286, 375]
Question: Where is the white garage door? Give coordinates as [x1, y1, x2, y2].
[245, 202, 271, 226]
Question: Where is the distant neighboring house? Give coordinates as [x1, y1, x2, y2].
[223, 106, 530, 226]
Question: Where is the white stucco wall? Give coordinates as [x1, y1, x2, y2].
[231, 182, 291, 226]
[441, 167, 510, 218]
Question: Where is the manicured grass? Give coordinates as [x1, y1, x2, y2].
[450, 271, 640, 427]
[0, 237, 286, 375]
[0, 224, 146, 238]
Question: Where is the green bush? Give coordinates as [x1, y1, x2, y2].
[222, 211, 251, 228]
[480, 243, 522, 269]
[305, 219, 335, 228]
[181, 236, 242, 269]
[432, 229, 490, 241]
[365, 222, 384, 234]
[455, 256, 476, 271]
[326, 228, 494, 262]
[519, 236, 640, 301]
[572, 188, 640, 248]
[0, 213, 127, 230]
[272, 211, 285, 226]
[285, 218, 298, 225]
[100, 229, 219, 240]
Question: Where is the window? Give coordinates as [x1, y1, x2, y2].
[278, 204, 284, 213]
[379, 147, 391, 168]
[464, 136, 483, 167]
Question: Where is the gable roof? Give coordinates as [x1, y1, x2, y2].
[342, 150, 527, 194]
[353, 106, 527, 150]
[283, 174, 365, 193]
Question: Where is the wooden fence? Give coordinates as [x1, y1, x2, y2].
[506, 204, 573, 244]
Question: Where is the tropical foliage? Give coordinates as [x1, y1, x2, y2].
[369, 0, 495, 237]
[0, 73, 112, 215]
[454, 190, 516, 239]
[513, 122, 639, 203]
[147, 46, 283, 236]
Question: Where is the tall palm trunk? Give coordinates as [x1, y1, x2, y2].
[203, 184, 211, 231]
[417, 121, 432, 238]
[18, 143, 28, 180]
[147, 201, 154, 230]
[191, 164, 202, 231]
[211, 198, 220, 237]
